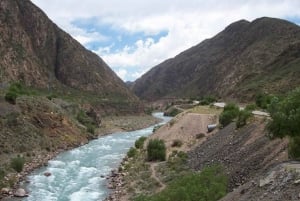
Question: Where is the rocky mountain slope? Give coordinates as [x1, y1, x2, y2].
[132, 17, 300, 101]
[0, 0, 136, 101]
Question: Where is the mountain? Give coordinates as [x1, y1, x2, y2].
[0, 0, 136, 101]
[132, 17, 300, 101]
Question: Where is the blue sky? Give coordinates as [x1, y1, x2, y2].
[32, 0, 300, 81]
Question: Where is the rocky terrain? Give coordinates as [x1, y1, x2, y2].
[132, 17, 300, 101]
[0, 0, 136, 101]
[188, 119, 289, 191]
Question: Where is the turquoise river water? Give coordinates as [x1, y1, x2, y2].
[22, 113, 171, 201]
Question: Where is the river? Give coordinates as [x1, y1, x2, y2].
[22, 113, 171, 201]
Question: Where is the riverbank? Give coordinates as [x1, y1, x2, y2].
[0, 114, 160, 200]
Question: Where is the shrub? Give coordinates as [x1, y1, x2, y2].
[267, 88, 300, 160]
[255, 92, 274, 109]
[76, 110, 96, 132]
[267, 88, 300, 138]
[135, 136, 147, 149]
[171, 139, 183, 147]
[288, 136, 300, 160]
[86, 124, 95, 134]
[199, 95, 217, 105]
[223, 103, 239, 115]
[167, 151, 188, 171]
[147, 139, 166, 161]
[219, 103, 239, 127]
[10, 157, 25, 173]
[236, 110, 252, 128]
[4, 82, 27, 104]
[127, 147, 137, 158]
[153, 125, 162, 133]
[5, 91, 18, 104]
[245, 104, 256, 111]
[134, 164, 228, 201]
[164, 108, 181, 117]
[219, 110, 236, 127]
[196, 133, 206, 139]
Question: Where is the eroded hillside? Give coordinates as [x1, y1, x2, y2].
[132, 17, 300, 101]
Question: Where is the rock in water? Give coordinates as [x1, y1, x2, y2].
[14, 188, 28, 197]
[44, 172, 52, 177]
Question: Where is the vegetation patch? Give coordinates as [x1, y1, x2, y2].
[219, 103, 239, 127]
[171, 139, 183, 147]
[199, 95, 217, 105]
[135, 136, 147, 149]
[236, 110, 252, 128]
[134, 164, 228, 201]
[127, 147, 138, 158]
[164, 107, 182, 117]
[147, 139, 166, 161]
[267, 87, 300, 159]
[10, 156, 25, 173]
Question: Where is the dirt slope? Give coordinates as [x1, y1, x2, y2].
[150, 112, 218, 154]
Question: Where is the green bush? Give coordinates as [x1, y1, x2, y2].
[135, 136, 147, 149]
[171, 139, 183, 147]
[10, 157, 25, 173]
[199, 95, 217, 105]
[76, 110, 96, 132]
[5, 91, 18, 104]
[86, 124, 95, 134]
[267, 88, 300, 138]
[5, 82, 27, 104]
[245, 104, 256, 111]
[267, 88, 300, 160]
[134, 165, 228, 201]
[147, 139, 166, 161]
[236, 110, 252, 128]
[219, 110, 236, 127]
[167, 151, 188, 171]
[288, 136, 300, 160]
[164, 108, 181, 117]
[219, 103, 239, 127]
[127, 147, 137, 158]
[255, 92, 275, 109]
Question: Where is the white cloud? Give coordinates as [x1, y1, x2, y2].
[31, 0, 300, 81]
[115, 69, 128, 81]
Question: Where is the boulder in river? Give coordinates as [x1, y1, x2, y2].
[14, 188, 28, 197]
[44, 172, 52, 177]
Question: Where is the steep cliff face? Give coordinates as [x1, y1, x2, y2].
[0, 0, 136, 101]
[132, 17, 300, 101]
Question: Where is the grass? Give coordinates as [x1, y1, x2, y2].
[134, 164, 228, 201]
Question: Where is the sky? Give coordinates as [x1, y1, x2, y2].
[31, 0, 300, 81]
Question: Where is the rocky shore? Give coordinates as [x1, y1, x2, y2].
[103, 155, 134, 201]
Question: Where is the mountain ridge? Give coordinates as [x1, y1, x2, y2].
[132, 17, 300, 101]
[0, 0, 137, 101]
